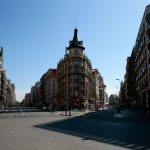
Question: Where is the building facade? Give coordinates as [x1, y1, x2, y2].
[34, 81, 41, 107]
[92, 69, 105, 109]
[22, 29, 106, 111]
[109, 94, 119, 106]
[0, 47, 6, 109]
[124, 5, 150, 112]
[23, 82, 41, 107]
[23, 69, 57, 109]
[6, 80, 16, 107]
[40, 69, 57, 109]
[0, 47, 16, 109]
[23, 93, 31, 106]
[57, 28, 93, 110]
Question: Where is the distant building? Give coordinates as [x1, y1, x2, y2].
[57, 28, 93, 110]
[34, 81, 41, 107]
[23, 93, 30, 106]
[109, 94, 119, 106]
[23, 81, 41, 107]
[104, 92, 109, 105]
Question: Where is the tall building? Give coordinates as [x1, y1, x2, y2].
[23, 69, 57, 109]
[124, 5, 150, 112]
[6, 80, 16, 107]
[34, 81, 41, 107]
[22, 29, 105, 110]
[0, 47, 3, 70]
[109, 94, 119, 106]
[23, 93, 31, 106]
[28, 81, 41, 107]
[57, 28, 93, 110]
[92, 69, 105, 109]
[0, 47, 16, 109]
[40, 69, 57, 108]
[23, 81, 41, 107]
[0, 47, 5, 109]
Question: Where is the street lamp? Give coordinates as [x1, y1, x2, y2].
[116, 79, 120, 83]
[116, 79, 121, 105]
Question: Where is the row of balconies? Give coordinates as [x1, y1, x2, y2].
[58, 69, 92, 79]
[124, 13, 150, 103]
[128, 56, 147, 79]
[136, 78, 149, 92]
[135, 29, 145, 51]
[135, 50, 146, 71]
[136, 65, 148, 81]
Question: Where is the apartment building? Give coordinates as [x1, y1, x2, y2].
[57, 28, 93, 110]
[0, 47, 16, 109]
[40, 69, 57, 108]
[92, 69, 105, 109]
[124, 5, 150, 112]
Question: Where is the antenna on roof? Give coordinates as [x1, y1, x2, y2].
[75, 21, 77, 29]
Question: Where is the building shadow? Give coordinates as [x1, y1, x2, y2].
[34, 111, 150, 150]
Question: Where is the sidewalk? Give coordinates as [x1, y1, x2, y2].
[54, 110, 94, 117]
[121, 109, 150, 121]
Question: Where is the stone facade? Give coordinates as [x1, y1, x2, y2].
[57, 28, 93, 110]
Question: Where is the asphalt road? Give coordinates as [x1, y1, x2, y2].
[0, 109, 150, 150]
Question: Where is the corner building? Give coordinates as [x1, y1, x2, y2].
[57, 28, 93, 109]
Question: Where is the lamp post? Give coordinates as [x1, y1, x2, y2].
[116, 79, 121, 105]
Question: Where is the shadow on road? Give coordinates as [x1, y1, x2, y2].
[34, 110, 150, 150]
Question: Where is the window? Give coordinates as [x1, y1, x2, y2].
[146, 13, 150, 25]
[147, 43, 150, 54]
[71, 60, 82, 66]
[73, 74, 81, 80]
[147, 28, 150, 40]
[74, 82, 79, 87]
[0, 62, 2, 69]
[74, 50, 78, 55]
[75, 90, 78, 96]
[149, 58, 150, 69]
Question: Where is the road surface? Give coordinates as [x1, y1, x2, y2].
[0, 109, 149, 150]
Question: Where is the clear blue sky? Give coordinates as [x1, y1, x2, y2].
[0, 0, 150, 101]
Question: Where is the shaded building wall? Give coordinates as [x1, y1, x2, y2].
[40, 69, 57, 108]
[124, 5, 150, 113]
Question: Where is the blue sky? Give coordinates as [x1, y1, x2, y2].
[0, 0, 150, 101]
